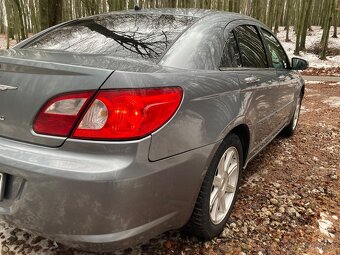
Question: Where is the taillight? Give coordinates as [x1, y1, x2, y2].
[72, 87, 183, 140]
[33, 87, 183, 140]
[33, 91, 95, 136]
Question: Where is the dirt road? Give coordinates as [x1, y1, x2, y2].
[0, 81, 339, 255]
[302, 76, 340, 82]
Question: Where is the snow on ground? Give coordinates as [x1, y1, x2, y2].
[318, 212, 336, 239]
[0, 34, 16, 49]
[277, 26, 340, 68]
[323, 96, 340, 108]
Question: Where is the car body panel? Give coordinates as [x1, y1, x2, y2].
[0, 135, 217, 250]
[236, 69, 281, 151]
[159, 14, 226, 70]
[0, 49, 174, 72]
[0, 50, 114, 146]
[101, 70, 240, 160]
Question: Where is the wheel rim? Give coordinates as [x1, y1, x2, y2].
[209, 147, 239, 225]
[292, 97, 301, 130]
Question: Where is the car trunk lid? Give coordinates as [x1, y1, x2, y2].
[0, 49, 114, 147]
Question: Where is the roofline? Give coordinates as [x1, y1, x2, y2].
[84, 8, 262, 24]
[79, 8, 246, 19]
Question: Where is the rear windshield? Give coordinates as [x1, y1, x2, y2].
[24, 13, 197, 62]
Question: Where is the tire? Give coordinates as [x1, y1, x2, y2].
[185, 133, 243, 240]
[282, 95, 302, 137]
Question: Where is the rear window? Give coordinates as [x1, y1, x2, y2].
[24, 14, 197, 62]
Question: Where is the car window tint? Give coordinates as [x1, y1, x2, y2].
[24, 14, 197, 62]
[234, 25, 267, 68]
[220, 31, 241, 68]
[261, 29, 289, 69]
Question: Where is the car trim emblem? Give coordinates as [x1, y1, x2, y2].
[0, 84, 18, 91]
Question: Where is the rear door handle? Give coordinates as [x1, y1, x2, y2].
[244, 76, 260, 84]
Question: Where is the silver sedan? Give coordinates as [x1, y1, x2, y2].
[0, 8, 307, 251]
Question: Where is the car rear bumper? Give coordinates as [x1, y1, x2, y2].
[0, 136, 217, 251]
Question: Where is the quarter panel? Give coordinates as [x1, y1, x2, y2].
[101, 71, 240, 161]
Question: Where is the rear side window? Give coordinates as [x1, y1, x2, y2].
[220, 31, 241, 68]
[261, 29, 289, 69]
[233, 25, 267, 68]
[24, 14, 197, 62]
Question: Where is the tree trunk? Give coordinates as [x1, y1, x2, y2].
[294, 0, 306, 55]
[320, 0, 335, 59]
[300, 0, 313, 50]
[39, 0, 49, 30]
[285, 0, 292, 42]
[12, 0, 27, 40]
[274, 0, 284, 34]
[49, 0, 63, 27]
[332, 9, 338, 38]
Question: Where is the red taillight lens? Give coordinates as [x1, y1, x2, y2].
[33, 91, 95, 136]
[73, 87, 183, 140]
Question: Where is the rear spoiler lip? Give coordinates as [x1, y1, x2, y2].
[14, 19, 80, 50]
[0, 52, 115, 73]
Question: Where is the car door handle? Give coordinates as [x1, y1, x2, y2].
[244, 76, 260, 84]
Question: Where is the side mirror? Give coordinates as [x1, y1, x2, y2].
[291, 57, 309, 70]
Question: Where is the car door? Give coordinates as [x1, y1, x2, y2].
[260, 28, 300, 127]
[224, 24, 281, 156]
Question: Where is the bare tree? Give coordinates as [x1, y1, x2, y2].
[0, 0, 338, 58]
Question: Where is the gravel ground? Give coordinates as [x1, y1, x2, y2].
[0, 81, 338, 255]
[301, 67, 340, 77]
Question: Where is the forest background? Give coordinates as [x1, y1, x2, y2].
[0, 0, 339, 59]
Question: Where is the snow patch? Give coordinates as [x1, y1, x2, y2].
[278, 26, 340, 69]
[305, 81, 326, 85]
[317, 212, 335, 239]
[317, 247, 324, 254]
[328, 82, 340, 86]
[323, 97, 340, 107]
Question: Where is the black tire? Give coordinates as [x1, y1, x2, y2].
[185, 133, 243, 240]
[282, 95, 302, 137]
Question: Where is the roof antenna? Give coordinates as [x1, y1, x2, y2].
[134, 0, 141, 10]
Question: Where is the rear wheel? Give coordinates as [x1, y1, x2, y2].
[186, 133, 243, 239]
[282, 96, 302, 137]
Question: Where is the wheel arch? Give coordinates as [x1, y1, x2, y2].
[301, 85, 305, 97]
[227, 124, 250, 168]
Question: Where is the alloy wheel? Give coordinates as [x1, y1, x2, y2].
[209, 147, 239, 225]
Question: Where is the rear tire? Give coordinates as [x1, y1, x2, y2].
[185, 133, 243, 240]
[282, 95, 302, 137]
